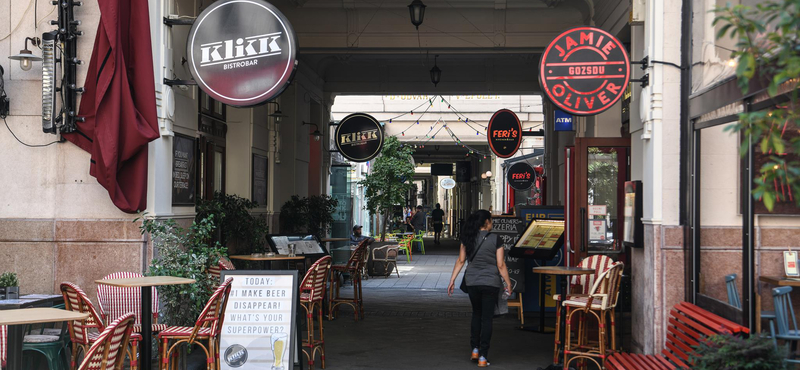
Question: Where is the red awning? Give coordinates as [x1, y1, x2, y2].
[63, 0, 160, 213]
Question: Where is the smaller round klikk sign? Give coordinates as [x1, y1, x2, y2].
[335, 113, 385, 162]
[487, 109, 522, 158]
[539, 27, 630, 116]
[187, 0, 297, 107]
[507, 162, 535, 190]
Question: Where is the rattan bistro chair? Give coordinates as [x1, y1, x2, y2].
[76, 313, 136, 370]
[371, 245, 400, 278]
[300, 256, 333, 369]
[96, 272, 166, 333]
[61, 282, 142, 370]
[207, 255, 236, 289]
[157, 277, 233, 370]
[329, 240, 369, 321]
[552, 255, 616, 364]
[563, 262, 625, 370]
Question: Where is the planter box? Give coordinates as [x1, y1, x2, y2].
[3, 287, 19, 300]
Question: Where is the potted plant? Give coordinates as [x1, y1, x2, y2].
[691, 332, 786, 370]
[0, 272, 20, 299]
[196, 191, 269, 255]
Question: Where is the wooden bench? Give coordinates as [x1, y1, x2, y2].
[606, 301, 749, 370]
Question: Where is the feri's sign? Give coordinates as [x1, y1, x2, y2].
[440, 178, 456, 190]
[507, 162, 535, 190]
[539, 27, 630, 116]
[187, 0, 297, 107]
[335, 113, 385, 162]
[487, 109, 522, 158]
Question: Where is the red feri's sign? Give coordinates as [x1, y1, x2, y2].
[487, 109, 522, 158]
[539, 27, 631, 116]
[507, 162, 535, 190]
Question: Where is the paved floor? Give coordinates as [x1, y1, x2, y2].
[321, 238, 559, 370]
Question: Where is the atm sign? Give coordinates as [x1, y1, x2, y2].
[539, 27, 631, 116]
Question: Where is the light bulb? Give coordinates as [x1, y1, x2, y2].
[727, 58, 737, 67]
[485, 171, 492, 177]
[20, 58, 32, 71]
[481, 173, 487, 179]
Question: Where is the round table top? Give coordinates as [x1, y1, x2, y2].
[532, 266, 595, 275]
[320, 238, 350, 242]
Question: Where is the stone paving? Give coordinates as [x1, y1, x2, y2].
[321, 238, 557, 370]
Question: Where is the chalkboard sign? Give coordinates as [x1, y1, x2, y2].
[252, 154, 268, 207]
[492, 215, 526, 293]
[172, 134, 196, 205]
[220, 270, 300, 370]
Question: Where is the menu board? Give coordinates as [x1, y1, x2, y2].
[492, 216, 526, 293]
[172, 134, 196, 205]
[268, 235, 327, 256]
[510, 220, 565, 259]
[252, 154, 268, 208]
[219, 271, 298, 370]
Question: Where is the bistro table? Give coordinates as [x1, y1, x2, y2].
[229, 254, 306, 270]
[95, 276, 195, 370]
[0, 294, 63, 310]
[532, 266, 595, 366]
[1, 307, 89, 370]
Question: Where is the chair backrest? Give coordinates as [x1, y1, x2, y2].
[96, 272, 159, 326]
[188, 277, 234, 343]
[77, 312, 135, 370]
[572, 255, 616, 295]
[1, 325, 6, 368]
[662, 302, 749, 368]
[725, 274, 741, 309]
[208, 255, 237, 286]
[61, 282, 107, 346]
[772, 286, 798, 336]
[300, 256, 333, 302]
[344, 240, 369, 270]
[372, 245, 399, 262]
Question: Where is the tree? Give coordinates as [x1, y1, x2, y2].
[715, 0, 800, 211]
[359, 136, 415, 241]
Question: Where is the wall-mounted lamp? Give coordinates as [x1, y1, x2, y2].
[8, 37, 42, 71]
[302, 121, 323, 142]
[266, 101, 288, 123]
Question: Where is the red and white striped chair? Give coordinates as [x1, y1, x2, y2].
[77, 312, 136, 370]
[158, 277, 233, 370]
[61, 282, 142, 370]
[552, 255, 616, 364]
[300, 256, 333, 369]
[1, 325, 6, 369]
[207, 256, 236, 289]
[96, 272, 166, 334]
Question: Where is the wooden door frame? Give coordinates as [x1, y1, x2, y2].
[570, 137, 631, 264]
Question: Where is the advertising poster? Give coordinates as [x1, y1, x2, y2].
[220, 271, 298, 370]
[589, 220, 607, 241]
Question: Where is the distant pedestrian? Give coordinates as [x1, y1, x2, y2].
[410, 205, 426, 252]
[447, 210, 512, 367]
[432, 203, 445, 245]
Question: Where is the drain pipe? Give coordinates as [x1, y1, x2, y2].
[679, 0, 693, 303]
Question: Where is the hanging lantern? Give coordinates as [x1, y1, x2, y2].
[408, 0, 427, 29]
[430, 55, 442, 87]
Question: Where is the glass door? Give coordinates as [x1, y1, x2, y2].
[568, 138, 630, 264]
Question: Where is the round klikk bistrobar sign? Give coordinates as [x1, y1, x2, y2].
[335, 113, 385, 163]
[187, 0, 297, 107]
[539, 27, 630, 116]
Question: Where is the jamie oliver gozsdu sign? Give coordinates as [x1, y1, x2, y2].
[187, 0, 297, 107]
[487, 109, 522, 158]
[539, 27, 630, 116]
[335, 113, 385, 163]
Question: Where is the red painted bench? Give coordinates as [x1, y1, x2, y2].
[606, 302, 749, 370]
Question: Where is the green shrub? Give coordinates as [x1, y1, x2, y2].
[0, 272, 19, 287]
[196, 191, 269, 255]
[138, 214, 226, 327]
[691, 333, 786, 370]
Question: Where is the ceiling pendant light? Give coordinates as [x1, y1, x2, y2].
[430, 55, 441, 87]
[408, 0, 427, 29]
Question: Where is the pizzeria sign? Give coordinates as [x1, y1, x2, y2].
[539, 27, 630, 116]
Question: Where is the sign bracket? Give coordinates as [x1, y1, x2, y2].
[630, 74, 649, 88]
[163, 17, 195, 27]
[163, 78, 197, 86]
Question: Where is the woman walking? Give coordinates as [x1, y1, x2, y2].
[447, 210, 512, 367]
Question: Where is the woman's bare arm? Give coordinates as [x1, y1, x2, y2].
[447, 244, 468, 296]
[496, 247, 513, 293]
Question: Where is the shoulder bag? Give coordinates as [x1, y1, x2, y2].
[459, 233, 491, 293]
